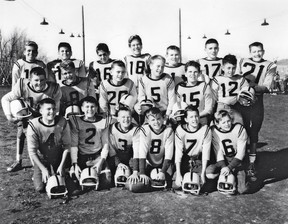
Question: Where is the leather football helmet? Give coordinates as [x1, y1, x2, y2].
[64, 105, 82, 119]
[150, 168, 166, 189]
[45, 175, 68, 199]
[238, 87, 255, 107]
[119, 94, 136, 111]
[79, 167, 99, 190]
[217, 173, 236, 195]
[114, 165, 131, 187]
[10, 99, 32, 119]
[182, 171, 201, 195]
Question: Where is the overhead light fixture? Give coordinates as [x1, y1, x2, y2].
[225, 29, 231, 35]
[77, 34, 81, 38]
[70, 33, 75, 38]
[59, 29, 65, 34]
[40, 18, 49, 25]
[261, 19, 269, 26]
[203, 34, 207, 39]
[187, 36, 191, 39]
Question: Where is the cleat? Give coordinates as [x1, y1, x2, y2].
[247, 163, 257, 181]
[7, 160, 22, 172]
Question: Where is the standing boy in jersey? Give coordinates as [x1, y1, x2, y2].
[175, 61, 213, 125]
[47, 42, 86, 83]
[164, 45, 185, 86]
[99, 60, 137, 117]
[175, 105, 213, 188]
[197, 38, 222, 84]
[1, 67, 61, 172]
[27, 98, 70, 192]
[59, 60, 96, 117]
[69, 96, 111, 189]
[12, 41, 46, 86]
[211, 54, 249, 124]
[238, 42, 276, 181]
[138, 107, 174, 188]
[211, 110, 249, 194]
[124, 35, 151, 88]
[138, 55, 176, 119]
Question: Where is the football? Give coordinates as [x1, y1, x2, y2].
[125, 180, 149, 193]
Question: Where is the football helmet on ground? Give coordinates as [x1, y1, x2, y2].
[46, 175, 68, 199]
[114, 165, 131, 187]
[182, 171, 201, 195]
[217, 173, 236, 195]
[150, 168, 167, 189]
[79, 167, 99, 190]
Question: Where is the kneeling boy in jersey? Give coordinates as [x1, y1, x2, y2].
[138, 107, 174, 189]
[175, 105, 213, 190]
[69, 96, 111, 190]
[211, 110, 249, 194]
[27, 98, 70, 192]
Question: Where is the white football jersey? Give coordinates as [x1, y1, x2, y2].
[175, 124, 211, 163]
[198, 57, 223, 81]
[164, 63, 186, 86]
[12, 59, 46, 86]
[210, 75, 249, 105]
[89, 59, 115, 83]
[139, 124, 174, 167]
[211, 124, 247, 162]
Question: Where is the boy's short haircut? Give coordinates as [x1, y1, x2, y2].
[25, 41, 38, 51]
[149, 55, 166, 66]
[96, 43, 110, 53]
[214, 110, 231, 124]
[58, 42, 72, 52]
[249, 42, 264, 51]
[145, 107, 162, 118]
[128, 35, 142, 47]
[184, 60, 201, 72]
[38, 98, 56, 108]
[222, 54, 237, 66]
[60, 60, 75, 70]
[30, 67, 46, 78]
[111, 60, 126, 69]
[115, 105, 131, 117]
[166, 45, 180, 54]
[205, 38, 219, 47]
[80, 96, 98, 107]
[184, 105, 199, 118]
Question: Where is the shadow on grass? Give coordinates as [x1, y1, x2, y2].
[248, 147, 288, 193]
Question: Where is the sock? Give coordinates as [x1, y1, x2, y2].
[249, 154, 256, 164]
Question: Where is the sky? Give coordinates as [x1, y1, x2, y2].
[0, 0, 288, 65]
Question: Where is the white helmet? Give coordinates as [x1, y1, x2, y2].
[171, 101, 188, 122]
[10, 99, 32, 119]
[45, 175, 68, 199]
[150, 168, 166, 189]
[238, 87, 255, 107]
[79, 167, 99, 190]
[119, 94, 136, 111]
[114, 165, 131, 187]
[182, 172, 201, 195]
[217, 173, 236, 195]
[64, 105, 82, 119]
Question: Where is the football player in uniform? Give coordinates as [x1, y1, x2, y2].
[108, 106, 140, 184]
[12, 41, 46, 86]
[47, 42, 86, 83]
[237, 42, 277, 181]
[197, 38, 222, 84]
[175, 105, 213, 189]
[99, 60, 137, 117]
[27, 98, 70, 192]
[69, 96, 112, 190]
[210, 110, 249, 194]
[163, 45, 185, 86]
[1, 67, 61, 172]
[175, 61, 213, 125]
[59, 60, 96, 117]
[211, 54, 249, 124]
[138, 55, 176, 119]
[124, 35, 151, 88]
[88, 43, 115, 95]
[138, 107, 174, 189]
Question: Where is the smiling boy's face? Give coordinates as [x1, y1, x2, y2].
[250, 46, 265, 62]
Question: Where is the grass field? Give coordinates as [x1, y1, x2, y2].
[0, 87, 287, 224]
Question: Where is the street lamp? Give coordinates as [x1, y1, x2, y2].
[59, 29, 65, 34]
[261, 19, 269, 26]
[225, 29, 231, 35]
[40, 18, 49, 25]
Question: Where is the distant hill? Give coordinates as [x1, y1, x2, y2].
[277, 59, 288, 66]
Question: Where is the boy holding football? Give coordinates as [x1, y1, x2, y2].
[163, 45, 185, 86]
[47, 42, 86, 83]
[238, 42, 277, 181]
[197, 38, 222, 83]
[138, 107, 174, 189]
[27, 98, 70, 192]
[1, 67, 61, 172]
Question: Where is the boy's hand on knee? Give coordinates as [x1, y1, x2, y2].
[41, 168, 50, 183]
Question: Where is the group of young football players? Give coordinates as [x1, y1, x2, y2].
[0, 33, 276, 197]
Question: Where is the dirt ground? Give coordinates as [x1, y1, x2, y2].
[0, 87, 288, 224]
